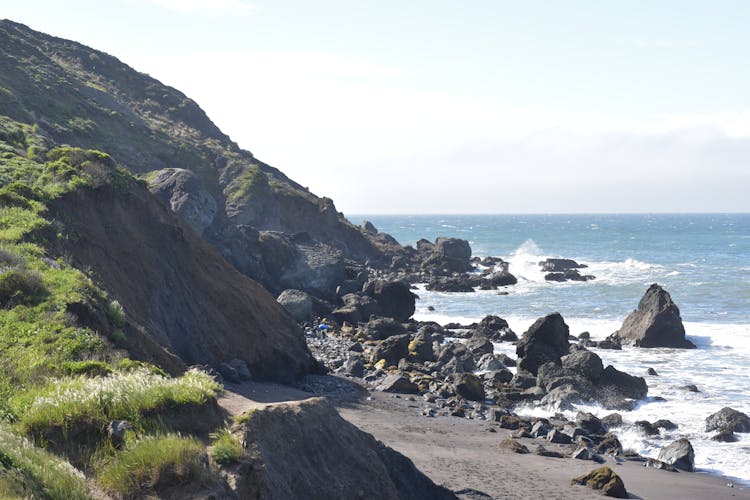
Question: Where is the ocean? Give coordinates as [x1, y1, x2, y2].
[351, 214, 750, 484]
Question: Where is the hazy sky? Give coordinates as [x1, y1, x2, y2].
[4, 1, 750, 213]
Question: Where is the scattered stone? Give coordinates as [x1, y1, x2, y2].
[644, 458, 678, 472]
[454, 373, 486, 402]
[657, 438, 695, 472]
[379, 374, 419, 394]
[571, 446, 593, 460]
[498, 438, 529, 454]
[615, 284, 695, 348]
[535, 445, 565, 458]
[571, 466, 628, 498]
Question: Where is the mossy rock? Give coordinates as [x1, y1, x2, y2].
[572, 466, 628, 498]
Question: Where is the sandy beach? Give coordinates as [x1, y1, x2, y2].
[221, 378, 749, 500]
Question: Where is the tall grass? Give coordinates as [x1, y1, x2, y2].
[0, 425, 90, 499]
[14, 368, 221, 435]
[209, 427, 243, 465]
[96, 434, 209, 496]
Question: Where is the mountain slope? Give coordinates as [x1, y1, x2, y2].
[0, 19, 405, 297]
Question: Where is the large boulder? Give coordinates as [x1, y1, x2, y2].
[362, 280, 416, 322]
[615, 284, 695, 348]
[231, 398, 456, 499]
[516, 313, 570, 375]
[370, 334, 410, 366]
[479, 315, 517, 341]
[435, 237, 472, 272]
[657, 438, 695, 472]
[562, 350, 604, 381]
[362, 317, 407, 340]
[277, 289, 314, 323]
[705, 407, 750, 433]
[465, 331, 494, 358]
[453, 373, 486, 401]
[333, 293, 382, 324]
[596, 365, 648, 402]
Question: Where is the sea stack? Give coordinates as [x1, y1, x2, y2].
[615, 284, 695, 348]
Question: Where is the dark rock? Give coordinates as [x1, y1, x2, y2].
[645, 458, 678, 472]
[370, 334, 410, 366]
[426, 276, 475, 293]
[362, 280, 416, 322]
[593, 433, 623, 455]
[711, 429, 738, 442]
[217, 362, 242, 383]
[615, 284, 695, 348]
[277, 289, 314, 323]
[596, 365, 648, 401]
[496, 353, 516, 367]
[594, 336, 622, 350]
[571, 466, 628, 498]
[498, 438, 529, 454]
[228, 358, 253, 381]
[498, 416, 526, 430]
[478, 315, 518, 341]
[338, 293, 382, 323]
[484, 269, 518, 287]
[576, 412, 607, 436]
[561, 350, 604, 381]
[578, 331, 591, 341]
[634, 420, 659, 436]
[348, 342, 364, 353]
[601, 413, 623, 428]
[437, 343, 476, 373]
[454, 373, 486, 402]
[482, 369, 513, 386]
[531, 420, 552, 438]
[476, 353, 504, 372]
[362, 317, 407, 340]
[379, 374, 420, 394]
[657, 438, 695, 472]
[344, 357, 364, 378]
[547, 428, 573, 444]
[571, 446, 593, 460]
[515, 313, 570, 375]
[539, 258, 587, 272]
[705, 407, 750, 433]
[409, 330, 438, 362]
[544, 270, 595, 282]
[509, 373, 537, 389]
[646, 367, 658, 376]
[465, 331, 494, 358]
[434, 237, 473, 273]
[680, 384, 700, 392]
[148, 168, 217, 236]
[536, 445, 566, 458]
[653, 419, 678, 431]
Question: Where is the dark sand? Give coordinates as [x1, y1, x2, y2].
[220, 379, 750, 500]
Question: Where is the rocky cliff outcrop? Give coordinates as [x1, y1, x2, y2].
[615, 284, 695, 348]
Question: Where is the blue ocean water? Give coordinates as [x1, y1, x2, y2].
[352, 214, 750, 483]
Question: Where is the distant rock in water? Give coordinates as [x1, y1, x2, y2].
[615, 284, 695, 348]
[539, 258, 588, 272]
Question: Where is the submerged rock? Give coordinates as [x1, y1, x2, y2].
[615, 284, 695, 348]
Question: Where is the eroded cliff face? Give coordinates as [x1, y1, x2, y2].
[46, 179, 314, 382]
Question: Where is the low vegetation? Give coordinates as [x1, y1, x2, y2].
[0, 425, 90, 500]
[96, 433, 210, 496]
[210, 427, 243, 465]
[13, 368, 221, 436]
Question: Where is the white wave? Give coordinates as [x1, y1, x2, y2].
[505, 239, 548, 283]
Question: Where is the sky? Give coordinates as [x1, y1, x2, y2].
[3, 1, 750, 214]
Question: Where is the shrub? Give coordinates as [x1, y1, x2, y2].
[0, 426, 90, 499]
[116, 358, 167, 377]
[106, 300, 125, 327]
[0, 268, 47, 307]
[110, 328, 126, 345]
[63, 360, 113, 377]
[96, 434, 209, 496]
[209, 428, 243, 465]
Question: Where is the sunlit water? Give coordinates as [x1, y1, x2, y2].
[351, 214, 750, 483]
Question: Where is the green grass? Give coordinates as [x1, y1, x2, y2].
[96, 433, 209, 496]
[13, 368, 221, 436]
[209, 427, 243, 465]
[0, 425, 90, 500]
[224, 165, 268, 204]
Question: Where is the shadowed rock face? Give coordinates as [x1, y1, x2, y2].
[231, 398, 457, 500]
[616, 284, 695, 348]
[48, 181, 314, 382]
[516, 313, 570, 375]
